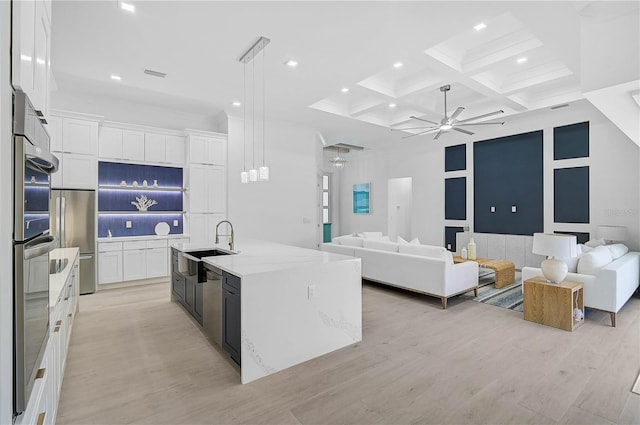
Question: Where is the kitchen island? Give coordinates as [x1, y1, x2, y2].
[171, 241, 362, 384]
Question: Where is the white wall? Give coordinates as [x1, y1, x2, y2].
[50, 90, 222, 132]
[336, 102, 640, 251]
[0, 1, 13, 421]
[227, 116, 320, 249]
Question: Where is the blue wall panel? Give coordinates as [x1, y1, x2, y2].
[445, 144, 466, 171]
[98, 161, 183, 188]
[445, 177, 466, 220]
[554, 121, 589, 160]
[554, 231, 590, 244]
[554, 166, 589, 223]
[474, 130, 543, 235]
[98, 213, 183, 238]
[445, 226, 464, 252]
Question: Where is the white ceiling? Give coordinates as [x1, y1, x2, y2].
[51, 1, 640, 148]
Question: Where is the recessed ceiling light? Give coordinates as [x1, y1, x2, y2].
[388, 103, 397, 108]
[474, 23, 487, 31]
[517, 57, 528, 64]
[120, 2, 135, 13]
[20, 54, 32, 62]
[285, 59, 298, 67]
[110, 74, 122, 81]
[393, 62, 403, 69]
[341, 87, 349, 93]
[232, 101, 241, 107]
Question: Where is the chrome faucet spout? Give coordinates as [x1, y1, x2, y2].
[215, 220, 235, 251]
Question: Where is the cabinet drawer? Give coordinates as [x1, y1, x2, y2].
[123, 241, 146, 250]
[146, 239, 167, 249]
[172, 272, 185, 301]
[222, 272, 241, 293]
[98, 242, 122, 252]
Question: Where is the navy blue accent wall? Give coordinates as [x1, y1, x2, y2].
[444, 226, 464, 252]
[554, 122, 589, 160]
[98, 161, 183, 188]
[554, 166, 589, 223]
[445, 177, 466, 220]
[98, 213, 183, 238]
[445, 144, 466, 171]
[474, 130, 543, 235]
[98, 190, 182, 212]
[554, 231, 590, 244]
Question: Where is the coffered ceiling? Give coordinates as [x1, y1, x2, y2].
[50, 1, 639, 148]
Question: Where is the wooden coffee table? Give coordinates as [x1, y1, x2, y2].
[453, 256, 516, 289]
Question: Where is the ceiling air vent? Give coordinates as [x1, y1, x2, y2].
[144, 69, 167, 78]
[550, 103, 569, 110]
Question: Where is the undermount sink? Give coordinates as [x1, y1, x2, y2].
[49, 258, 68, 274]
[187, 249, 232, 260]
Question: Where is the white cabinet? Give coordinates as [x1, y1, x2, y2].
[56, 153, 97, 189]
[12, 0, 51, 120]
[189, 213, 225, 245]
[62, 118, 98, 155]
[123, 248, 146, 281]
[49, 114, 99, 189]
[145, 133, 184, 165]
[99, 127, 145, 161]
[98, 250, 123, 285]
[188, 134, 226, 165]
[46, 115, 62, 152]
[188, 165, 226, 214]
[146, 247, 168, 278]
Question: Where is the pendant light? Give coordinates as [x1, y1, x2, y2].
[239, 36, 270, 184]
[329, 146, 348, 168]
[240, 56, 249, 184]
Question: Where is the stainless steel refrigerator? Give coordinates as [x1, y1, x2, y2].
[50, 189, 96, 294]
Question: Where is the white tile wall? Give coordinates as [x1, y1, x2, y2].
[456, 232, 546, 269]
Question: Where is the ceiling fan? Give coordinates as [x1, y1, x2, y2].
[392, 84, 505, 140]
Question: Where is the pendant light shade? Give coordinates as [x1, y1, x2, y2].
[240, 171, 249, 184]
[249, 168, 258, 182]
[259, 166, 269, 181]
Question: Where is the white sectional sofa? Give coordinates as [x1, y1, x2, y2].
[522, 245, 639, 327]
[321, 235, 479, 309]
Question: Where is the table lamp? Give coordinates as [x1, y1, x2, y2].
[532, 233, 577, 283]
[596, 225, 627, 244]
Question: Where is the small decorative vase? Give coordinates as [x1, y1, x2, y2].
[461, 247, 468, 260]
[143, 180, 148, 188]
[132, 180, 138, 187]
[153, 179, 158, 188]
[467, 238, 477, 260]
[120, 180, 127, 187]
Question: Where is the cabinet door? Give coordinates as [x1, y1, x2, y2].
[62, 118, 98, 155]
[194, 282, 203, 323]
[144, 133, 166, 163]
[47, 116, 63, 152]
[188, 214, 208, 244]
[123, 249, 146, 281]
[222, 275, 241, 366]
[208, 138, 226, 165]
[188, 136, 207, 164]
[122, 130, 145, 161]
[188, 165, 208, 213]
[62, 153, 96, 189]
[11, 0, 36, 98]
[50, 152, 62, 189]
[146, 247, 168, 278]
[172, 272, 185, 302]
[185, 277, 195, 309]
[165, 135, 185, 165]
[98, 127, 123, 159]
[98, 251, 122, 284]
[207, 167, 226, 213]
[32, 1, 50, 118]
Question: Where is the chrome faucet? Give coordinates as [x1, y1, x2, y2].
[215, 220, 235, 251]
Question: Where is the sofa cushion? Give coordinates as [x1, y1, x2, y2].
[579, 243, 593, 253]
[410, 237, 421, 245]
[577, 245, 613, 275]
[397, 236, 408, 244]
[585, 238, 606, 248]
[360, 232, 383, 239]
[336, 236, 364, 247]
[606, 244, 629, 260]
[363, 239, 398, 252]
[398, 244, 447, 259]
[558, 256, 580, 273]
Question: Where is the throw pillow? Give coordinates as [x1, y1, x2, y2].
[584, 238, 606, 248]
[556, 256, 580, 273]
[396, 236, 409, 244]
[409, 237, 421, 245]
[606, 243, 629, 260]
[398, 244, 446, 258]
[361, 232, 383, 239]
[577, 245, 613, 275]
[362, 239, 399, 252]
[579, 243, 593, 253]
[338, 236, 364, 247]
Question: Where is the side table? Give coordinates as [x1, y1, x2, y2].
[523, 276, 584, 331]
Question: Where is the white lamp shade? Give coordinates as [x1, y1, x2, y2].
[249, 169, 258, 182]
[240, 171, 249, 184]
[259, 166, 269, 181]
[596, 225, 627, 242]
[532, 233, 577, 258]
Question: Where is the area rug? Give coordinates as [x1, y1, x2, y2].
[462, 270, 524, 312]
[633, 371, 640, 395]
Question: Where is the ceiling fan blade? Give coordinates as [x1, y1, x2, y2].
[433, 130, 443, 140]
[456, 110, 504, 124]
[401, 128, 439, 139]
[456, 122, 504, 126]
[409, 115, 440, 126]
[452, 126, 474, 135]
[390, 125, 439, 131]
[449, 107, 465, 121]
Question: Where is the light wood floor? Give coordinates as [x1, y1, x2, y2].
[57, 281, 640, 425]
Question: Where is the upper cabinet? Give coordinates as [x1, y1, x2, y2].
[99, 124, 184, 166]
[98, 127, 145, 161]
[188, 134, 226, 165]
[62, 118, 99, 155]
[12, 0, 51, 121]
[144, 133, 185, 165]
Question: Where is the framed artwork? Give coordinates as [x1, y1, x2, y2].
[353, 183, 370, 214]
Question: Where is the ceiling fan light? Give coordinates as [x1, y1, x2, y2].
[441, 124, 453, 130]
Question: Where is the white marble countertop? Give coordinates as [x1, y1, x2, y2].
[49, 247, 79, 306]
[98, 234, 189, 242]
[198, 240, 357, 278]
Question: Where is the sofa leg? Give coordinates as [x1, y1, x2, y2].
[610, 312, 617, 327]
[473, 287, 478, 297]
[441, 297, 447, 309]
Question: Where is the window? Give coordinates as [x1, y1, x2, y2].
[322, 174, 330, 223]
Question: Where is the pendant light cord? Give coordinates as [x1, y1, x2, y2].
[243, 59, 246, 172]
[252, 52, 256, 170]
[262, 43, 266, 166]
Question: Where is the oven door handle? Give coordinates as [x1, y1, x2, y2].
[24, 235, 58, 260]
[24, 141, 59, 174]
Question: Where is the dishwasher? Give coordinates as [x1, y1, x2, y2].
[202, 265, 223, 345]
